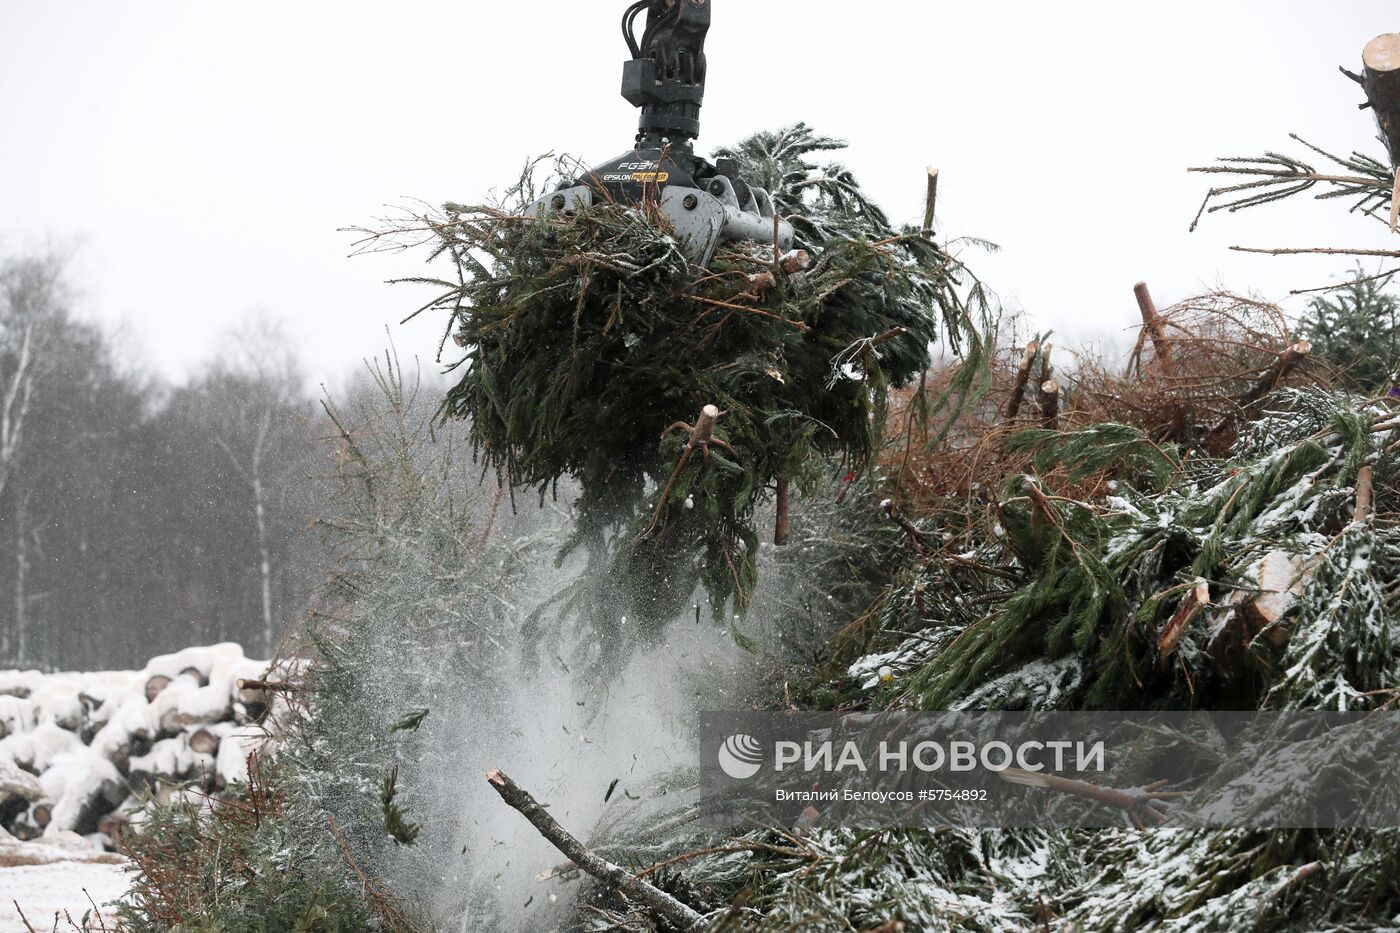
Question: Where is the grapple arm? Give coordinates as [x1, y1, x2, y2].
[525, 0, 795, 266]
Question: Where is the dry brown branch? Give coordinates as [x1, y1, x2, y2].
[1204, 340, 1312, 453]
[998, 767, 1186, 828]
[636, 841, 816, 879]
[1230, 246, 1400, 258]
[12, 902, 37, 933]
[235, 678, 304, 694]
[1077, 292, 1318, 447]
[1134, 282, 1176, 376]
[327, 816, 413, 933]
[881, 498, 931, 555]
[485, 768, 702, 930]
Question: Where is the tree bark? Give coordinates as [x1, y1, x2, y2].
[485, 768, 702, 931]
[1364, 35, 1400, 167]
[1005, 341, 1039, 419]
[923, 167, 940, 236]
[1133, 282, 1176, 376]
[250, 412, 275, 655]
[1039, 379, 1061, 429]
[1362, 34, 1400, 231]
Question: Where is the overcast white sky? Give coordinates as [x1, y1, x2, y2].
[1, 1, 1396, 385]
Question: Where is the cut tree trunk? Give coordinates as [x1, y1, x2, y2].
[1210, 550, 1306, 667]
[1362, 34, 1400, 230]
[1005, 341, 1039, 419]
[1039, 379, 1061, 429]
[1364, 34, 1400, 164]
[923, 167, 940, 236]
[1134, 282, 1176, 376]
[485, 768, 702, 930]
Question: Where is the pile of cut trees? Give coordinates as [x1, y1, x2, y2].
[0, 644, 290, 853]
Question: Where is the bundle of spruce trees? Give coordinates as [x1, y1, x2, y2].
[365, 125, 988, 622]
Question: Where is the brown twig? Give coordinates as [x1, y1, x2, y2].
[235, 678, 303, 693]
[881, 498, 931, 554]
[12, 902, 37, 933]
[1230, 246, 1400, 258]
[998, 768, 1186, 828]
[636, 841, 816, 879]
[485, 769, 702, 930]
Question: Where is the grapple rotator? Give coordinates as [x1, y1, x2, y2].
[527, 0, 794, 267]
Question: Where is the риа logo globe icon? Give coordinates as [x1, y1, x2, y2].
[718, 734, 763, 779]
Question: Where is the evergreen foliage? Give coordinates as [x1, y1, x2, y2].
[359, 125, 990, 623]
[1299, 266, 1400, 392]
[116, 756, 394, 933]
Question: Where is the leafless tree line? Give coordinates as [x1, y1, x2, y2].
[0, 251, 333, 671]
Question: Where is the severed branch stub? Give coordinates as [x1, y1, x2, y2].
[882, 498, 931, 555]
[744, 249, 813, 295]
[1158, 578, 1211, 664]
[1039, 379, 1061, 429]
[923, 167, 940, 237]
[636, 404, 735, 543]
[485, 769, 702, 931]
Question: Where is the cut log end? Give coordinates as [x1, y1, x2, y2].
[144, 675, 172, 703]
[1364, 34, 1400, 74]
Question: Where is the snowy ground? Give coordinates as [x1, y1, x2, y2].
[0, 833, 129, 932]
[0, 645, 281, 932]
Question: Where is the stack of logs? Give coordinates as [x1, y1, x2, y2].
[0, 644, 288, 851]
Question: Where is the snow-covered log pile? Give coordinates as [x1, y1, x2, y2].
[0, 644, 289, 854]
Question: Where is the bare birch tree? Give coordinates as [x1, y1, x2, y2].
[0, 256, 62, 662]
[210, 315, 305, 655]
